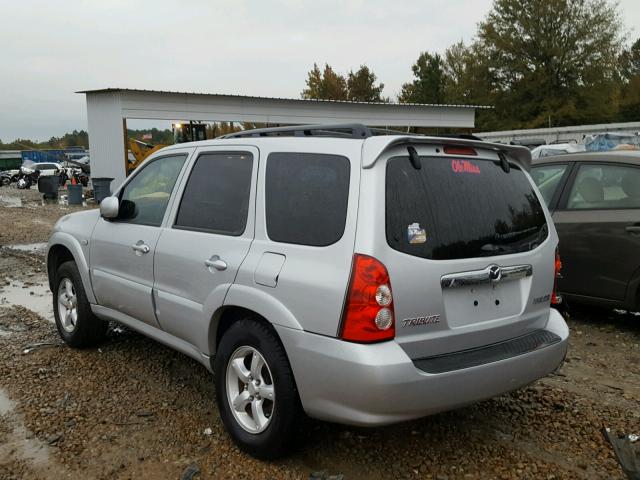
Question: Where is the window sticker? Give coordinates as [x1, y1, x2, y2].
[407, 223, 427, 244]
[451, 159, 480, 174]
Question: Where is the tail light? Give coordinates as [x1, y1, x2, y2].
[340, 254, 395, 343]
[551, 249, 562, 306]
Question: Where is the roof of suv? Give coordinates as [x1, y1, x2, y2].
[159, 123, 534, 170]
[532, 150, 640, 166]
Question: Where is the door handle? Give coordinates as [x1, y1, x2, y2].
[205, 255, 227, 271]
[132, 241, 150, 254]
[625, 226, 640, 235]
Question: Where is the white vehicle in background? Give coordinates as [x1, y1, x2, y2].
[20, 161, 63, 177]
[531, 143, 586, 160]
[0, 169, 20, 185]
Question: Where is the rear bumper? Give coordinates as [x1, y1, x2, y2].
[275, 308, 568, 426]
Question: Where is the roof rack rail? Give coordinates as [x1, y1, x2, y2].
[218, 123, 484, 142]
[219, 123, 376, 139]
[220, 123, 424, 138]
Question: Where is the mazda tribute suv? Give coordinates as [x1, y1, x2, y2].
[46, 124, 568, 459]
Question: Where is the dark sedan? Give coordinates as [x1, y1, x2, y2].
[531, 151, 640, 310]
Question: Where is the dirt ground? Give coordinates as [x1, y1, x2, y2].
[0, 187, 639, 479]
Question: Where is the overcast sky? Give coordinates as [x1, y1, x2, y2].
[1, 0, 639, 141]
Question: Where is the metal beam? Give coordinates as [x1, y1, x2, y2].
[116, 90, 476, 128]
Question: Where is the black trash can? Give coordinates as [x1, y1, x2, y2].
[67, 184, 83, 205]
[38, 175, 60, 199]
[92, 177, 114, 203]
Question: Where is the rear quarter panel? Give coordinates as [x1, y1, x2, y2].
[229, 138, 363, 337]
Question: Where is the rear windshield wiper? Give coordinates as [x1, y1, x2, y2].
[480, 243, 513, 255]
[481, 225, 547, 255]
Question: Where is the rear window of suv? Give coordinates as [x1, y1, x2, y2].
[266, 152, 350, 246]
[386, 155, 548, 260]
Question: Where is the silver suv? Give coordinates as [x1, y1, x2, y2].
[46, 124, 569, 458]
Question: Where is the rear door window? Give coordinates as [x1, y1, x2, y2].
[174, 152, 253, 235]
[566, 163, 640, 210]
[530, 164, 568, 206]
[386, 155, 547, 260]
[265, 153, 350, 246]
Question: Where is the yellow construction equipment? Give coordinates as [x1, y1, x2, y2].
[173, 122, 207, 144]
[126, 122, 208, 175]
[127, 139, 165, 174]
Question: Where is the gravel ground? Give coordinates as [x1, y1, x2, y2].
[0, 186, 91, 245]
[0, 187, 638, 479]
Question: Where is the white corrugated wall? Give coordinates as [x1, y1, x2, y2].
[86, 92, 127, 190]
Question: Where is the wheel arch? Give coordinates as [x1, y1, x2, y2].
[47, 232, 96, 304]
[207, 285, 303, 364]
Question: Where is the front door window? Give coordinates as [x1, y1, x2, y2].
[117, 155, 186, 226]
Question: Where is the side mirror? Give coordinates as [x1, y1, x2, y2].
[100, 196, 119, 219]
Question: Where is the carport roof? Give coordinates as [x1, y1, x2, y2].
[76, 87, 493, 109]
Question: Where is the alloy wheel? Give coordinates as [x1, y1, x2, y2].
[57, 278, 78, 333]
[225, 346, 275, 434]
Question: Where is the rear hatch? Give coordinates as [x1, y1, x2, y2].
[373, 143, 556, 360]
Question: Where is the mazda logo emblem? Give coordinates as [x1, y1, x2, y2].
[488, 265, 502, 282]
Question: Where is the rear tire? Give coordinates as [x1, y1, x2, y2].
[214, 317, 301, 459]
[53, 261, 107, 348]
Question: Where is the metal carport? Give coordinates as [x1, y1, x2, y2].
[79, 88, 487, 187]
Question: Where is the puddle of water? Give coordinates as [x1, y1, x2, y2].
[0, 325, 24, 337]
[4, 243, 48, 254]
[0, 387, 14, 415]
[0, 387, 52, 468]
[0, 195, 22, 208]
[0, 280, 53, 322]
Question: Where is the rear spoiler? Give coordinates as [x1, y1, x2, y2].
[361, 136, 532, 171]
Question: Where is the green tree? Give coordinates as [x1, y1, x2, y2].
[398, 52, 447, 104]
[620, 38, 640, 79]
[477, 0, 624, 128]
[440, 42, 501, 129]
[346, 65, 385, 102]
[619, 38, 640, 121]
[301, 63, 348, 100]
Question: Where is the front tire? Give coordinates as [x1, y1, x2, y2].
[53, 261, 107, 348]
[214, 318, 301, 459]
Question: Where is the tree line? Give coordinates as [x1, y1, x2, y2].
[0, 130, 89, 151]
[301, 0, 640, 131]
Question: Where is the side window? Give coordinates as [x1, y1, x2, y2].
[530, 164, 568, 206]
[117, 154, 186, 226]
[265, 152, 350, 246]
[567, 163, 640, 210]
[175, 152, 253, 235]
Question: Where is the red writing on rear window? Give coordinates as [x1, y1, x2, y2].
[451, 159, 480, 174]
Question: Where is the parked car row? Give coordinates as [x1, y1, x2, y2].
[1, 161, 89, 189]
